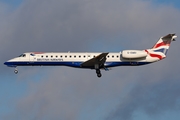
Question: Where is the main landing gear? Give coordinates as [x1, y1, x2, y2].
[96, 69, 102, 78]
[95, 64, 102, 78]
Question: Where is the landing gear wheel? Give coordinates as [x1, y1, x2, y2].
[14, 69, 18, 74]
[96, 69, 102, 78]
[97, 73, 102, 78]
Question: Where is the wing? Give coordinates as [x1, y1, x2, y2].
[80, 53, 109, 68]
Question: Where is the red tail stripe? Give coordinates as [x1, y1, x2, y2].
[149, 53, 163, 60]
[153, 42, 170, 48]
[145, 50, 164, 60]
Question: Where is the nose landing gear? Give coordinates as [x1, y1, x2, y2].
[14, 68, 18, 74]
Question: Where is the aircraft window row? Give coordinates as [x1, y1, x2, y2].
[40, 55, 119, 58]
[41, 55, 87, 58]
[107, 55, 119, 58]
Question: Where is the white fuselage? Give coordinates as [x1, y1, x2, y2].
[4, 51, 158, 69]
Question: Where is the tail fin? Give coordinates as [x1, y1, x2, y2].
[146, 34, 177, 60]
[152, 34, 177, 55]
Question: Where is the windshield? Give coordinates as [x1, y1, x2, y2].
[18, 54, 26, 57]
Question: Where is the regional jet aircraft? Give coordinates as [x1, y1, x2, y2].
[4, 34, 177, 77]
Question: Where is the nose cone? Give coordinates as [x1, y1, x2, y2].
[4, 59, 16, 67]
[4, 61, 8, 65]
[4, 61, 12, 67]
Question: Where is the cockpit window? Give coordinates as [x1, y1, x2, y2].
[19, 54, 26, 57]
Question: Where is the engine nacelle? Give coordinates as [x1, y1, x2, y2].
[122, 50, 147, 59]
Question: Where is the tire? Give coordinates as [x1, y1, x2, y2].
[97, 74, 102, 78]
[14, 70, 18, 74]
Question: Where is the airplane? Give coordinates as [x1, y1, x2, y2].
[4, 34, 177, 77]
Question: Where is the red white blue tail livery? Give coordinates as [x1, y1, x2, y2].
[4, 34, 177, 77]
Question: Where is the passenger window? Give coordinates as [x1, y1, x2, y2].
[56, 56, 58, 58]
[74, 55, 76, 58]
[41, 56, 43, 58]
[46, 56, 48, 58]
[60, 55, 62, 58]
[112, 55, 114, 58]
[117, 55, 119, 58]
[70, 56, 71, 58]
[79, 55, 81, 58]
[51, 56, 53, 58]
[84, 55, 86, 58]
[65, 56, 67, 58]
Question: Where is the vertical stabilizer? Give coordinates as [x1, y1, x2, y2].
[146, 34, 177, 60]
[152, 34, 177, 55]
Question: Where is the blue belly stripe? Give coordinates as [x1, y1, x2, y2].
[4, 61, 151, 68]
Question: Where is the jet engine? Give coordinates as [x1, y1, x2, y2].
[122, 50, 147, 59]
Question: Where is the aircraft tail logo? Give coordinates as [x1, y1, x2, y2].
[146, 34, 177, 60]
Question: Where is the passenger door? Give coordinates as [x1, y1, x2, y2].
[87, 54, 91, 60]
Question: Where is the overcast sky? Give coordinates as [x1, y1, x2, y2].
[0, 0, 180, 120]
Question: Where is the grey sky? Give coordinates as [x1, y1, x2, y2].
[1, 0, 180, 120]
